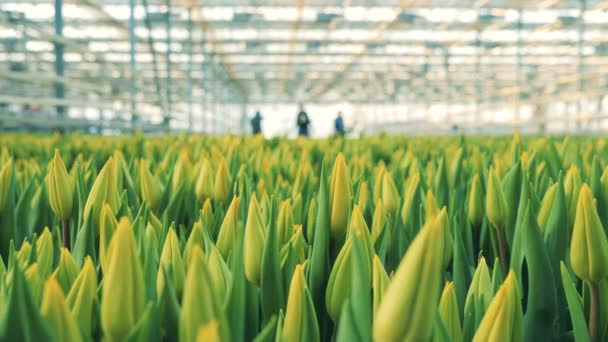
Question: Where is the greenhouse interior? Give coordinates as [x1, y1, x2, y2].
[2, 1, 608, 342]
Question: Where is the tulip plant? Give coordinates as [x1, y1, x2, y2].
[0, 132, 607, 341]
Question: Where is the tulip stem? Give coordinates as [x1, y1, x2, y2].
[590, 282, 600, 342]
[495, 226, 508, 275]
[62, 220, 70, 250]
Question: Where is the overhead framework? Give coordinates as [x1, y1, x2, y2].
[0, 0, 607, 134]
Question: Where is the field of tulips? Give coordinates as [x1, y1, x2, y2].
[0, 132, 607, 341]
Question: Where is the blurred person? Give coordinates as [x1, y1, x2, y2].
[334, 111, 345, 136]
[251, 110, 262, 135]
[296, 104, 311, 137]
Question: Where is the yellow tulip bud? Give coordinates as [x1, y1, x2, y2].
[41, 278, 82, 342]
[348, 205, 374, 271]
[373, 209, 445, 341]
[51, 248, 80, 294]
[244, 194, 267, 286]
[570, 184, 608, 284]
[36, 227, 54, 278]
[0, 158, 12, 215]
[438, 282, 463, 342]
[381, 171, 401, 215]
[17, 241, 32, 269]
[213, 158, 231, 203]
[25, 263, 43, 305]
[140, 159, 162, 211]
[207, 245, 233, 304]
[435, 207, 453, 269]
[371, 200, 386, 243]
[157, 228, 186, 297]
[99, 203, 117, 273]
[465, 257, 492, 314]
[66, 257, 97, 336]
[473, 271, 523, 342]
[201, 198, 215, 232]
[180, 246, 228, 342]
[468, 173, 484, 227]
[401, 173, 420, 224]
[325, 238, 354, 322]
[485, 167, 508, 230]
[183, 221, 205, 274]
[373, 163, 386, 204]
[306, 197, 316, 242]
[565, 165, 583, 229]
[195, 159, 214, 203]
[329, 153, 352, 240]
[372, 254, 389, 318]
[101, 217, 145, 341]
[277, 199, 295, 246]
[46, 149, 74, 221]
[358, 181, 369, 214]
[283, 264, 320, 342]
[83, 157, 119, 234]
[172, 151, 193, 192]
[216, 196, 241, 259]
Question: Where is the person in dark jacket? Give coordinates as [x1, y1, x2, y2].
[296, 104, 311, 137]
[251, 111, 262, 135]
[334, 111, 345, 136]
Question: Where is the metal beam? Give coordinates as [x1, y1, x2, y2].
[54, 0, 65, 118]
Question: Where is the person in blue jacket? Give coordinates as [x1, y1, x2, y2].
[251, 111, 262, 135]
[296, 104, 311, 137]
[334, 111, 345, 136]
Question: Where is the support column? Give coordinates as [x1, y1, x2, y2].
[187, 7, 193, 132]
[54, 0, 66, 119]
[164, 1, 173, 131]
[128, 0, 137, 125]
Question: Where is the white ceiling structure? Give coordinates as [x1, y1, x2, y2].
[0, 0, 607, 134]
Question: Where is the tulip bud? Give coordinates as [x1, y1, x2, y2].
[183, 221, 205, 273]
[570, 184, 608, 284]
[373, 163, 386, 204]
[157, 228, 186, 297]
[425, 190, 440, 221]
[172, 151, 193, 192]
[46, 149, 74, 221]
[373, 209, 445, 341]
[372, 254, 389, 318]
[465, 257, 492, 313]
[537, 183, 557, 232]
[207, 245, 233, 303]
[25, 263, 43, 305]
[195, 159, 214, 203]
[485, 167, 508, 230]
[306, 197, 316, 242]
[41, 278, 82, 342]
[348, 205, 374, 271]
[468, 173, 484, 227]
[213, 158, 231, 203]
[36, 227, 54, 278]
[382, 171, 401, 215]
[401, 173, 420, 224]
[435, 207, 453, 269]
[66, 257, 97, 336]
[277, 199, 295, 246]
[99, 203, 118, 273]
[17, 241, 32, 269]
[83, 157, 119, 234]
[325, 238, 354, 322]
[565, 165, 583, 229]
[101, 217, 145, 341]
[52, 248, 79, 294]
[473, 271, 523, 342]
[0, 158, 13, 215]
[180, 246, 228, 342]
[358, 181, 369, 214]
[371, 200, 387, 243]
[201, 198, 215, 233]
[438, 282, 463, 342]
[283, 264, 320, 342]
[329, 153, 352, 240]
[245, 194, 267, 286]
[216, 196, 241, 259]
[140, 159, 162, 211]
[196, 320, 221, 342]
